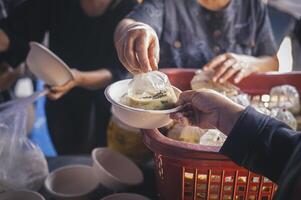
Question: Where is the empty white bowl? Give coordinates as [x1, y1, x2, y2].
[0, 190, 45, 200]
[92, 148, 143, 191]
[105, 79, 182, 129]
[101, 193, 150, 200]
[26, 42, 74, 86]
[44, 165, 99, 200]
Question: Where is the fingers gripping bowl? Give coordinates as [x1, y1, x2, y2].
[105, 77, 182, 129]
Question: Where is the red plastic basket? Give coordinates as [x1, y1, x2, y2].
[142, 69, 301, 200]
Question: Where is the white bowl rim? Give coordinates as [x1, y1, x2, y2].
[92, 147, 143, 186]
[101, 192, 150, 200]
[44, 164, 98, 198]
[27, 41, 74, 80]
[105, 79, 182, 114]
[0, 190, 45, 200]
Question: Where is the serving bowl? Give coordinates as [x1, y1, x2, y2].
[105, 79, 182, 129]
[92, 148, 143, 191]
[44, 165, 99, 200]
[0, 190, 45, 200]
[26, 42, 74, 86]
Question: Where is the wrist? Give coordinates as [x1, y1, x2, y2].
[219, 103, 245, 136]
[71, 69, 84, 87]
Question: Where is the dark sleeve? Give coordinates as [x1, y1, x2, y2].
[253, 0, 277, 56]
[126, 0, 164, 37]
[0, 0, 50, 68]
[220, 106, 301, 184]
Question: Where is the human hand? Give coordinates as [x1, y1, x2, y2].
[47, 69, 82, 100]
[115, 20, 160, 74]
[171, 89, 244, 135]
[204, 53, 257, 84]
[0, 62, 23, 91]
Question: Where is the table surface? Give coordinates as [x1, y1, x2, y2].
[42, 156, 158, 200]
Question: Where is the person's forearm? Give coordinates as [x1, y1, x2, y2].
[243, 55, 279, 73]
[0, 29, 9, 52]
[76, 68, 112, 90]
[220, 106, 300, 183]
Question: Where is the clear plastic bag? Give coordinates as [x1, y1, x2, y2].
[0, 91, 49, 192]
[167, 124, 206, 144]
[199, 129, 227, 147]
[230, 93, 251, 107]
[190, 69, 239, 97]
[269, 85, 300, 114]
[270, 108, 297, 130]
[122, 71, 177, 110]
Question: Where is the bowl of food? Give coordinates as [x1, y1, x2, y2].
[105, 71, 182, 129]
[44, 165, 99, 200]
[92, 148, 143, 192]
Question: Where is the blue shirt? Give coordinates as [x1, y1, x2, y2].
[127, 0, 277, 68]
[221, 106, 301, 199]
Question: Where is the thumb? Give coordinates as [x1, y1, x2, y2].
[177, 90, 196, 106]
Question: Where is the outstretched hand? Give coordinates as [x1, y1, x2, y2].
[46, 69, 82, 100]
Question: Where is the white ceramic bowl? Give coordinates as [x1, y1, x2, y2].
[0, 190, 45, 200]
[26, 42, 74, 86]
[92, 148, 143, 192]
[101, 193, 150, 200]
[105, 79, 182, 129]
[44, 165, 99, 200]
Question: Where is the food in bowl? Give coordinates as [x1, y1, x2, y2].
[121, 71, 178, 110]
[105, 79, 182, 129]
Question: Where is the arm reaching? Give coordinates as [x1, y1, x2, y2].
[47, 68, 112, 100]
[204, 53, 279, 83]
[114, 18, 159, 74]
[172, 89, 301, 184]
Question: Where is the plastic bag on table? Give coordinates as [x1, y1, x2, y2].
[0, 91, 49, 192]
[269, 85, 300, 114]
[122, 71, 177, 110]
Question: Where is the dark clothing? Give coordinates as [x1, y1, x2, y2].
[294, 19, 301, 46]
[0, 0, 137, 154]
[0, 90, 13, 103]
[220, 106, 301, 199]
[127, 0, 277, 68]
[0, 0, 24, 104]
[267, 5, 296, 47]
[45, 88, 112, 154]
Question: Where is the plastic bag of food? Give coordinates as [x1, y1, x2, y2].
[199, 129, 227, 147]
[167, 124, 206, 144]
[0, 92, 49, 192]
[122, 71, 178, 110]
[269, 85, 300, 114]
[270, 108, 297, 130]
[230, 93, 251, 107]
[190, 69, 239, 97]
